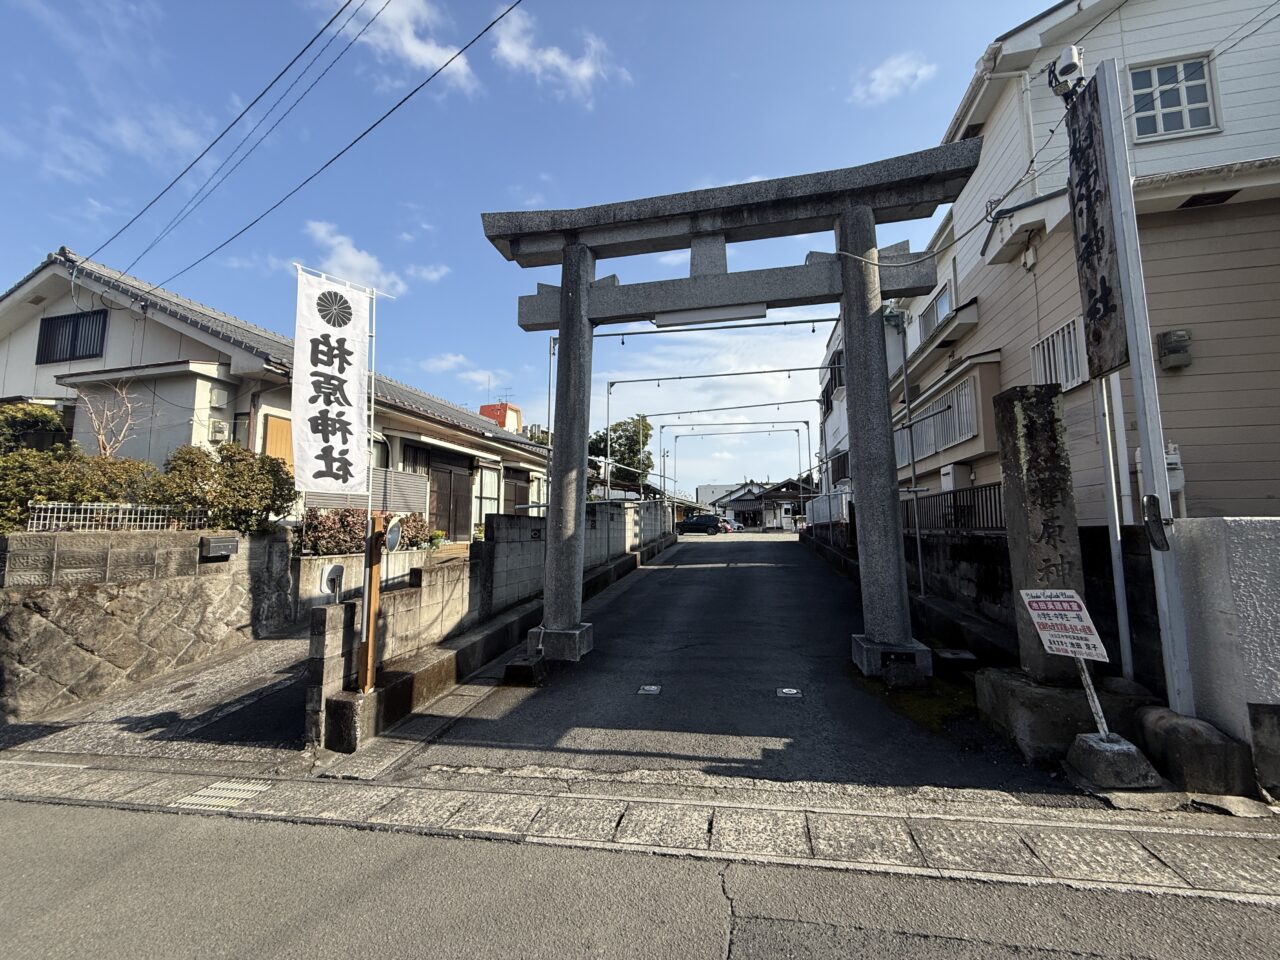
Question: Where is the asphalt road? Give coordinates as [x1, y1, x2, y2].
[2, 800, 1277, 959]
[401, 534, 1074, 797]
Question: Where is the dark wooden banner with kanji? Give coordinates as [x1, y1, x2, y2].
[1065, 77, 1130, 380]
[292, 268, 370, 495]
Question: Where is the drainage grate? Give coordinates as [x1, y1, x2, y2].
[171, 778, 273, 811]
[637, 685, 662, 695]
[776, 687, 802, 698]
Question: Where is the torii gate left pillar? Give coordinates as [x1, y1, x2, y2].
[536, 240, 596, 660]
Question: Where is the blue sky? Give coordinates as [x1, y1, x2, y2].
[1, 0, 1044, 493]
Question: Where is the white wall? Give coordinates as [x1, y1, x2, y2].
[1176, 518, 1280, 752]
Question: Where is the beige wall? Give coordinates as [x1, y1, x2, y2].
[1138, 196, 1280, 517]
[895, 196, 1280, 521]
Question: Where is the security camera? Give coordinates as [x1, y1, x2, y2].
[1057, 45, 1082, 78]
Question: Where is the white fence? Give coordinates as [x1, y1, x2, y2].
[26, 502, 210, 533]
[806, 491, 852, 526]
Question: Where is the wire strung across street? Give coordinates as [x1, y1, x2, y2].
[85, 0, 359, 262]
[124, 0, 392, 274]
[139, 0, 526, 297]
[641, 398, 820, 419]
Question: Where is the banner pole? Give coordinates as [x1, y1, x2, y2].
[361, 287, 378, 694]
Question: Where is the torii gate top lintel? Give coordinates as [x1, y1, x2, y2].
[481, 138, 981, 269]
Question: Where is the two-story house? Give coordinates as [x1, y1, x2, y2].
[818, 0, 1279, 524]
[0, 248, 548, 540]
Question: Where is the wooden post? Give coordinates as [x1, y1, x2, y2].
[359, 514, 385, 694]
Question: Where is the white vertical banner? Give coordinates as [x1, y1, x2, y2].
[292, 268, 370, 495]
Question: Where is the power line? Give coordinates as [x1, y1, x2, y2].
[124, 0, 382, 274]
[86, 0, 357, 262]
[642, 398, 819, 419]
[142, 0, 526, 296]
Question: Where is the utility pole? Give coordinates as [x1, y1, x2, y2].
[885, 304, 926, 599]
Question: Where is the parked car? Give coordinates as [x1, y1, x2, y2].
[728, 520, 745, 532]
[676, 515, 721, 535]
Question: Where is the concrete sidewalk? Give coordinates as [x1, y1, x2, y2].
[6, 801, 1278, 960]
[4, 750, 1280, 901]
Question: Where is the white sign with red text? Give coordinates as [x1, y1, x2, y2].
[1020, 589, 1110, 663]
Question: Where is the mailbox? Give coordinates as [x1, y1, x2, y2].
[199, 535, 239, 560]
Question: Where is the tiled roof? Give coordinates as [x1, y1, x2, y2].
[3, 248, 545, 454]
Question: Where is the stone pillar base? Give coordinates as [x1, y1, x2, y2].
[851, 634, 933, 685]
[975, 667, 1159, 762]
[536, 623, 594, 662]
[1066, 733, 1162, 789]
[503, 653, 549, 686]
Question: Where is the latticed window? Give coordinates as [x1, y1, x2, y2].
[36, 309, 107, 364]
[1031, 317, 1089, 391]
[1131, 58, 1214, 139]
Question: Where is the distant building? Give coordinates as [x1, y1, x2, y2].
[696, 483, 739, 507]
[480, 401, 522, 433]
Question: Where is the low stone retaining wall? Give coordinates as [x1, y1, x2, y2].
[307, 511, 676, 751]
[0, 529, 293, 721]
[803, 521, 1165, 695]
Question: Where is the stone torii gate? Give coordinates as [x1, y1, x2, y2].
[482, 139, 981, 673]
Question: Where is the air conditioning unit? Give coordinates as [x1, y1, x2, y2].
[208, 419, 231, 442]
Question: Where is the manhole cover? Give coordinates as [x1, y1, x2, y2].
[637, 685, 662, 695]
[171, 778, 272, 811]
[776, 687, 802, 698]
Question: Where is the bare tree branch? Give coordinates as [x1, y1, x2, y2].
[77, 380, 139, 457]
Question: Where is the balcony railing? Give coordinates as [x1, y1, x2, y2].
[900, 481, 1005, 535]
[894, 376, 978, 468]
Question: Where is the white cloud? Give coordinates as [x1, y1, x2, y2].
[420, 352, 468, 373]
[397, 231, 415, 242]
[408, 263, 451, 282]
[656, 251, 689, 267]
[358, 0, 478, 94]
[491, 7, 629, 108]
[304, 220, 408, 295]
[850, 52, 937, 106]
[458, 368, 509, 390]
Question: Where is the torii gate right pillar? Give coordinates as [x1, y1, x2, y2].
[838, 204, 932, 682]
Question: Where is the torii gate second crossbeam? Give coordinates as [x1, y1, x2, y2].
[481, 139, 982, 676]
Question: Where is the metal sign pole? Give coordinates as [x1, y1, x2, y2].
[1076, 656, 1111, 739]
[1097, 60, 1195, 714]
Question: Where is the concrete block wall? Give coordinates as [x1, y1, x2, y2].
[487, 514, 546, 612]
[294, 546, 442, 624]
[0, 529, 293, 721]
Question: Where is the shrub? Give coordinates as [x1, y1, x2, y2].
[300, 507, 368, 556]
[149, 443, 296, 534]
[0, 402, 68, 453]
[397, 512, 432, 550]
[0, 446, 156, 531]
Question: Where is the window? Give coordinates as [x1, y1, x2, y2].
[829, 350, 845, 389]
[36, 309, 107, 364]
[1130, 58, 1214, 139]
[474, 466, 500, 525]
[917, 285, 951, 342]
[1031, 317, 1089, 391]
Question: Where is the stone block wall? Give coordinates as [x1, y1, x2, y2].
[0, 529, 293, 721]
[808, 516, 1165, 693]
